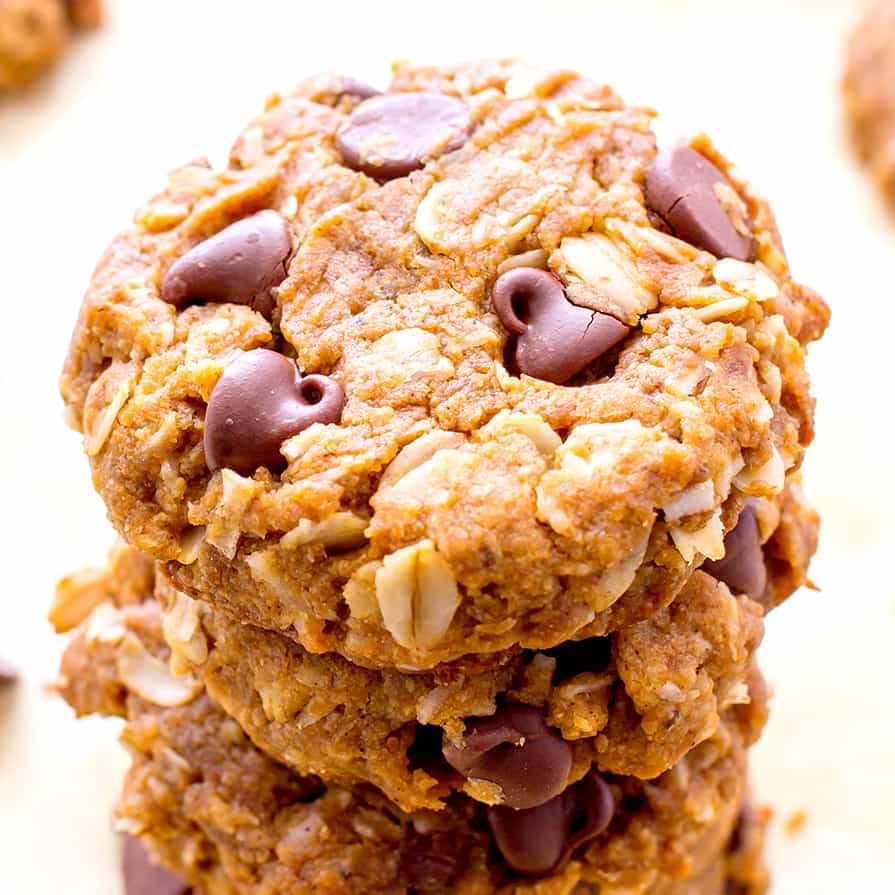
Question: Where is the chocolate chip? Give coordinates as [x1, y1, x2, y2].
[442, 704, 572, 810]
[645, 146, 753, 261]
[492, 268, 630, 385]
[544, 637, 612, 684]
[204, 349, 345, 475]
[336, 93, 471, 181]
[161, 210, 292, 320]
[702, 504, 767, 600]
[487, 770, 614, 876]
[0, 658, 18, 687]
[122, 836, 191, 895]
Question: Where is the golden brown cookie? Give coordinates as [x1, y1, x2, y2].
[0, 0, 100, 90]
[61, 61, 828, 670]
[58, 595, 766, 894]
[844, 0, 895, 205]
[54, 471, 814, 815]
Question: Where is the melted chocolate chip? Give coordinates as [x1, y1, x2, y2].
[204, 349, 345, 475]
[336, 93, 471, 180]
[492, 268, 630, 384]
[442, 704, 572, 810]
[487, 770, 614, 876]
[645, 145, 753, 261]
[702, 504, 767, 600]
[161, 210, 292, 320]
[122, 836, 191, 895]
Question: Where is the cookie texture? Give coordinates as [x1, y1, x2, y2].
[61, 60, 829, 670]
[58, 590, 766, 895]
[0, 0, 100, 90]
[153, 472, 807, 813]
[844, 0, 895, 205]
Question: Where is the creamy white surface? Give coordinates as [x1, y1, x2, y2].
[0, 0, 892, 891]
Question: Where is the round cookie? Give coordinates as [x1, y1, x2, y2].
[58, 597, 765, 894]
[62, 60, 829, 669]
[844, 0, 895, 205]
[0, 0, 100, 90]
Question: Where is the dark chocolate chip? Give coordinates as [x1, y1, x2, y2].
[0, 658, 18, 687]
[442, 704, 572, 810]
[487, 770, 614, 876]
[645, 145, 753, 261]
[336, 93, 471, 181]
[161, 210, 292, 320]
[544, 637, 612, 684]
[492, 268, 630, 384]
[702, 504, 767, 600]
[122, 836, 191, 895]
[204, 349, 345, 475]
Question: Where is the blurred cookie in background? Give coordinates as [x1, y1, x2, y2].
[844, 0, 895, 206]
[0, 0, 101, 92]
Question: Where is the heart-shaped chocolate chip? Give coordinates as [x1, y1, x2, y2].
[702, 503, 767, 600]
[492, 268, 630, 384]
[645, 145, 753, 261]
[204, 349, 345, 476]
[442, 704, 572, 810]
[336, 92, 472, 181]
[161, 210, 292, 320]
[487, 770, 614, 876]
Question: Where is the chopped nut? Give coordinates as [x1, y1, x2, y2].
[85, 601, 126, 645]
[177, 527, 205, 565]
[670, 508, 725, 562]
[344, 561, 383, 621]
[688, 296, 750, 323]
[552, 232, 657, 323]
[162, 591, 208, 673]
[116, 633, 201, 707]
[587, 533, 650, 612]
[50, 567, 110, 634]
[204, 470, 263, 559]
[480, 410, 561, 456]
[281, 513, 369, 551]
[713, 258, 779, 302]
[83, 363, 135, 456]
[663, 480, 716, 522]
[379, 430, 467, 490]
[375, 540, 462, 650]
[734, 445, 785, 496]
[497, 249, 549, 275]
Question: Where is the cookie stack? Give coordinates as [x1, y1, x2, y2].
[53, 61, 828, 895]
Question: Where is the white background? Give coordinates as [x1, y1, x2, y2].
[1, 0, 893, 891]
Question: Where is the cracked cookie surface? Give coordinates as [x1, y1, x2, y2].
[62, 60, 828, 669]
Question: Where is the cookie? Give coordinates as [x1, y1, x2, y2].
[0, 0, 101, 90]
[61, 61, 829, 670]
[844, 0, 895, 205]
[58, 596, 765, 894]
[52, 468, 813, 814]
